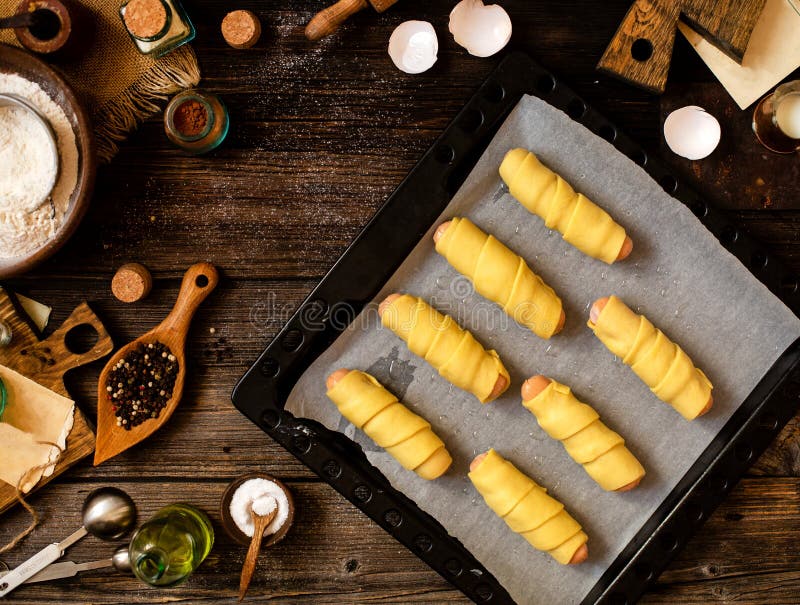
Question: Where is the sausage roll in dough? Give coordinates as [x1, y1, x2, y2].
[468, 449, 588, 564]
[588, 295, 713, 420]
[499, 148, 631, 264]
[326, 369, 452, 480]
[521, 376, 645, 491]
[433, 217, 564, 339]
[379, 294, 509, 403]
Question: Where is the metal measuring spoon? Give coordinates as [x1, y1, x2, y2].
[0, 545, 132, 584]
[0, 93, 60, 210]
[0, 487, 136, 596]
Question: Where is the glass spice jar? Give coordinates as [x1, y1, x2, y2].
[163, 90, 229, 155]
[119, 0, 194, 57]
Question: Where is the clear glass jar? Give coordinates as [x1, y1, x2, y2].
[164, 90, 229, 155]
[752, 80, 800, 154]
[120, 0, 195, 57]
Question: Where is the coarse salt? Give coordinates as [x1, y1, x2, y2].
[230, 478, 290, 537]
[251, 495, 277, 517]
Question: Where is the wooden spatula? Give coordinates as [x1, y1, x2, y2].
[94, 263, 218, 465]
[305, 0, 399, 40]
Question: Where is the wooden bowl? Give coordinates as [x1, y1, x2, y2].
[0, 43, 96, 278]
[220, 473, 296, 547]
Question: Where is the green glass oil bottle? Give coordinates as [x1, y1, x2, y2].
[128, 504, 214, 587]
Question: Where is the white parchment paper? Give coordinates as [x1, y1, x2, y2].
[286, 95, 800, 604]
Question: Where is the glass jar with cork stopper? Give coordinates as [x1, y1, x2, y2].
[163, 90, 229, 155]
[119, 0, 194, 57]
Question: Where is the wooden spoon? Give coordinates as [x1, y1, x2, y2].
[94, 263, 218, 465]
[238, 505, 277, 601]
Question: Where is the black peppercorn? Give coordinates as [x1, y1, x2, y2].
[106, 341, 179, 430]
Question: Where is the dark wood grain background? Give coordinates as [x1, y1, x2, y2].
[2, 1, 799, 603]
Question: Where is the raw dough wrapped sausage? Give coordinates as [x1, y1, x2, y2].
[499, 148, 632, 264]
[588, 296, 713, 420]
[379, 294, 509, 403]
[433, 217, 565, 339]
[326, 369, 452, 480]
[521, 376, 645, 491]
[468, 449, 589, 564]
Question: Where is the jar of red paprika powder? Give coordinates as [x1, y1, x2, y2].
[163, 90, 228, 155]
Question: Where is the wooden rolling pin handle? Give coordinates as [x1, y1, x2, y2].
[305, 0, 368, 40]
[161, 263, 219, 338]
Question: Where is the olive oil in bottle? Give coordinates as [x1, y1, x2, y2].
[129, 504, 214, 586]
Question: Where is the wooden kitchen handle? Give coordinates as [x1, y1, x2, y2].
[160, 263, 219, 338]
[305, 0, 369, 40]
[597, 0, 681, 94]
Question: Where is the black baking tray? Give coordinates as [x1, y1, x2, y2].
[232, 52, 800, 604]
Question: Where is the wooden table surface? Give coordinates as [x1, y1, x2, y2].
[2, 1, 799, 603]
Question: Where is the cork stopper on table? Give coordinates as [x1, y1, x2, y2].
[221, 10, 261, 49]
[112, 263, 153, 303]
[123, 0, 168, 39]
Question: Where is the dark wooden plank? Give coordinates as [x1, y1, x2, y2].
[681, 0, 767, 63]
[644, 478, 800, 604]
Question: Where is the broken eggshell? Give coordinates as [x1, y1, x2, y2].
[663, 106, 721, 160]
[449, 0, 512, 58]
[388, 21, 438, 74]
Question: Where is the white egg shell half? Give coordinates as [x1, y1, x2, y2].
[449, 0, 512, 58]
[663, 106, 721, 160]
[388, 21, 438, 74]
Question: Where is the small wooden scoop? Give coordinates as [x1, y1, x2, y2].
[238, 506, 277, 601]
[305, 0, 398, 41]
[94, 263, 218, 465]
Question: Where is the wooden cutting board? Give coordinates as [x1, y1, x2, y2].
[598, 0, 767, 93]
[0, 289, 113, 514]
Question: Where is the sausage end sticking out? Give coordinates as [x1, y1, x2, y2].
[569, 543, 589, 565]
[470, 451, 488, 473]
[378, 293, 402, 319]
[588, 296, 610, 326]
[488, 374, 508, 401]
[326, 368, 351, 391]
[521, 375, 551, 401]
[433, 220, 452, 244]
[616, 236, 634, 262]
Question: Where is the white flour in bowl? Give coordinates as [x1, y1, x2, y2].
[0, 73, 79, 260]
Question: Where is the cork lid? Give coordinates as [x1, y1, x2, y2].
[123, 0, 169, 40]
[221, 10, 261, 49]
[112, 263, 152, 303]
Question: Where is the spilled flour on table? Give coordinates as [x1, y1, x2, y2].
[0, 73, 78, 261]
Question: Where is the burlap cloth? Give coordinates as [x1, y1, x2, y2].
[0, 0, 200, 161]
